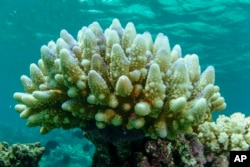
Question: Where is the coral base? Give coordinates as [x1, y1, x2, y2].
[84, 126, 227, 167]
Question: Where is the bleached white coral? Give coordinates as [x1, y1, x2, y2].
[198, 112, 250, 153]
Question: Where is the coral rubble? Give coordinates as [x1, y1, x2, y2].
[0, 142, 44, 167]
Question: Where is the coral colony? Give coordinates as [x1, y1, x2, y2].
[12, 19, 250, 166]
[13, 18, 226, 137]
[0, 142, 44, 166]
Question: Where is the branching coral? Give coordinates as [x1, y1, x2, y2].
[13, 18, 226, 139]
[197, 112, 250, 154]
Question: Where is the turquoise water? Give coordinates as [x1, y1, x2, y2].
[0, 0, 249, 166]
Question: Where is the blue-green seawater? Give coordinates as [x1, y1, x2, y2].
[0, 0, 249, 166]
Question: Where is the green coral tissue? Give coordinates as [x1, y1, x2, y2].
[13, 18, 226, 139]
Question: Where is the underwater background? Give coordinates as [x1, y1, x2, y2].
[0, 0, 249, 166]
